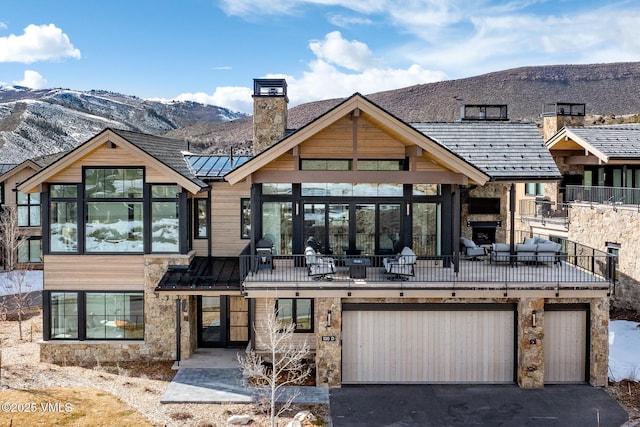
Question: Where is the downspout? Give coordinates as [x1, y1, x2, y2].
[452, 185, 460, 274]
[509, 184, 516, 260]
[175, 298, 181, 366]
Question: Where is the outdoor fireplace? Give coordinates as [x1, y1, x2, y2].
[467, 221, 501, 245]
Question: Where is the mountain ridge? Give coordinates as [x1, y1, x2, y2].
[2, 61, 640, 162]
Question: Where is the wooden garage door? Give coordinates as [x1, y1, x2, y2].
[342, 305, 515, 384]
[544, 308, 588, 383]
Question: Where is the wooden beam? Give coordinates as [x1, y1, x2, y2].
[252, 170, 469, 184]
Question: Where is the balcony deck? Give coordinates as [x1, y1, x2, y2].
[241, 255, 612, 298]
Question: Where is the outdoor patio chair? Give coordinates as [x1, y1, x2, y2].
[304, 246, 336, 280]
[490, 243, 512, 264]
[516, 243, 537, 265]
[459, 237, 488, 260]
[383, 246, 417, 280]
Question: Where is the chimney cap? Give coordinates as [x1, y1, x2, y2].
[542, 103, 585, 117]
[253, 79, 287, 97]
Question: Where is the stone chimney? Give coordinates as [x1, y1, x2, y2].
[542, 103, 585, 141]
[252, 79, 288, 154]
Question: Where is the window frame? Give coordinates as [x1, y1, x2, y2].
[275, 298, 314, 333]
[16, 191, 41, 227]
[150, 184, 180, 253]
[47, 290, 144, 341]
[18, 236, 42, 263]
[49, 184, 79, 254]
[524, 182, 544, 196]
[194, 198, 209, 239]
[241, 198, 251, 239]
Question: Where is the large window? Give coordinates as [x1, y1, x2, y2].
[86, 292, 144, 339]
[262, 201, 292, 255]
[85, 168, 144, 253]
[276, 298, 313, 332]
[49, 291, 144, 340]
[151, 185, 179, 253]
[50, 184, 78, 253]
[17, 191, 40, 227]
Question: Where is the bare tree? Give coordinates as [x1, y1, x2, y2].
[238, 302, 311, 427]
[0, 205, 35, 340]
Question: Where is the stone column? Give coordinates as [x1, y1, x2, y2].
[590, 297, 609, 386]
[315, 297, 342, 388]
[517, 298, 545, 388]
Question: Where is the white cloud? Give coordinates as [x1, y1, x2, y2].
[171, 86, 254, 115]
[0, 24, 81, 63]
[13, 70, 48, 89]
[309, 31, 378, 71]
[327, 14, 374, 27]
[0, 22, 7, 30]
[175, 32, 445, 114]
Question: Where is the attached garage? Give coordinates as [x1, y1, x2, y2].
[342, 303, 516, 384]
[544, 305, 589, 383]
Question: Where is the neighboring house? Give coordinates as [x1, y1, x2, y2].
[17, 80, 611, 389]
[532, 111, 640, 310]
[0, 152, 66, 270]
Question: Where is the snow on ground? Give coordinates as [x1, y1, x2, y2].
[610, 320, 640, 382]
[0, 270, 638, 382]
[0, 270, 43, 296]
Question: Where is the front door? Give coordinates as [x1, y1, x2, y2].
[197, 296, 249, 348]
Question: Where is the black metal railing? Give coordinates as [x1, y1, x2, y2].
[566, 185, 640, 206]
[518, 199, 570, 226]
[239, 252, 613, 288]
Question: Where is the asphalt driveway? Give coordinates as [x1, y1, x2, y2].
[329, 384, 629, 426]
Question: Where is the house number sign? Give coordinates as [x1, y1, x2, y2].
[321, 336, 336, 341]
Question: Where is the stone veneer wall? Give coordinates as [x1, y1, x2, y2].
[315, 297, 342, 387]
[460, 184, 509, 244]
[569, 204, 640, 309]
[253, 95, 287, 154]
[312, 296, 608, 389]
[40, 253, 195, 364]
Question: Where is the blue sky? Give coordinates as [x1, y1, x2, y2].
[1, 0, 639, 114]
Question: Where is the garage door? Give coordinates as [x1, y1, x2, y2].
[342, 304, 515, 384]
[544, 307, 588, 383]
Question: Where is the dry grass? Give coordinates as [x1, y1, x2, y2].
[0, 313, 329, 426]
[0, 387, 153, 427]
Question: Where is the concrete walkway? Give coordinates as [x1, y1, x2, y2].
[160, 348, 329, 405]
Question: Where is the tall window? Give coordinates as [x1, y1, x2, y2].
[50, 292, 79, 339]
[151, 185, 179, 253]
[194, 198, 208, 239]
[241, 198, 251, 239]
[50, 184, 78, 252]
[262, 201, 292, 255]
[17, 191, 40, 226]
[276, 298, 313, 332]
[85, 168, 144, 253]
[18, 237, 41, 263]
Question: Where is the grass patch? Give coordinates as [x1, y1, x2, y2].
[0, 387, 152, 426]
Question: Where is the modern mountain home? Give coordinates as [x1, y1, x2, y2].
[16, 80, 613, 388]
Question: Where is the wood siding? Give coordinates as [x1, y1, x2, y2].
[253, 298, 315, 351]
[544, 310, 587, 383]
[298, 116, 406, 159]
[47, 145, 176, 184]
[342, 309, 515, 383]
[229, 296, 249, 342]
[43, 255, 144, 290]
[208, 181, 251, 257]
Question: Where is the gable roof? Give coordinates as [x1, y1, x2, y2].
[225, 93, 490, 185]
[546, 124, 640, 163]
[412, 122, 561, 181]
[18, 128, 207, 194]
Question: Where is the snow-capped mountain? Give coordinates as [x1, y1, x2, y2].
[0, 86, 247, 163]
